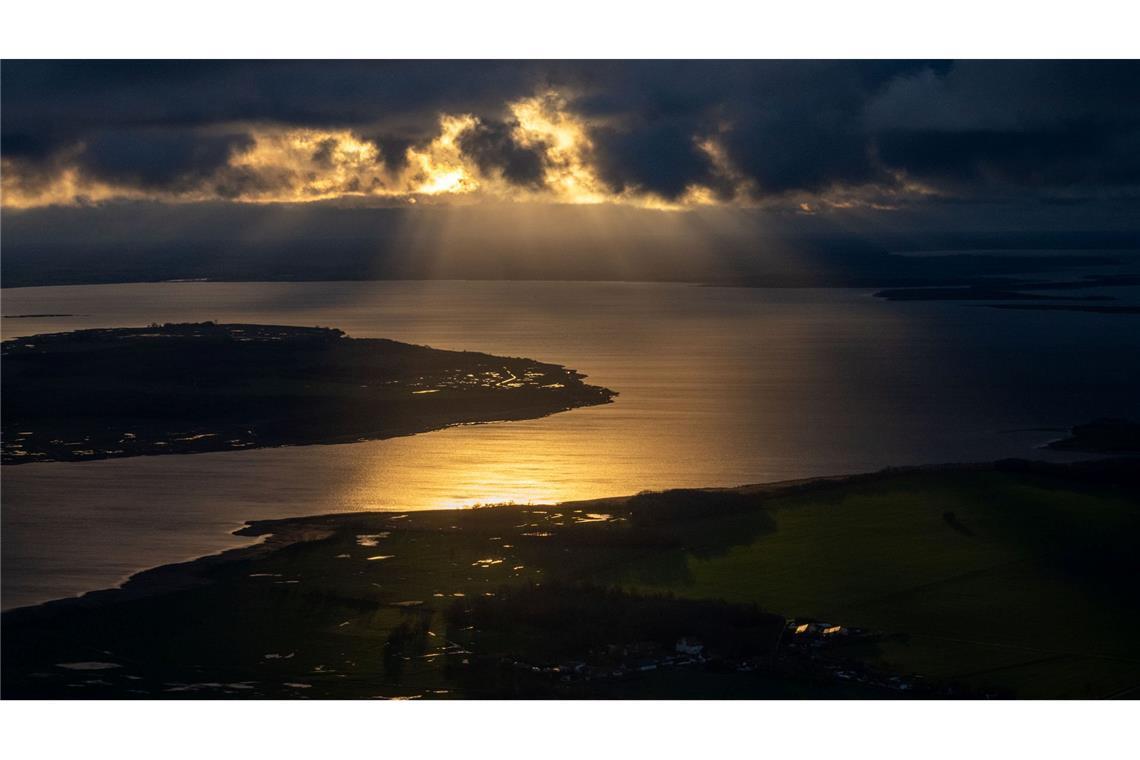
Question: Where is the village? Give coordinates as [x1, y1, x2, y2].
[451, 618, 981, 697]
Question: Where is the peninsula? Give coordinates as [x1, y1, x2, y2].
[1, 322, 616, 465]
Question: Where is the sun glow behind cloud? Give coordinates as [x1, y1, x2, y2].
[0, 89, 918, 213]
[226, 129, 389, 202]
[407, 114, 480, 196]
[1, 153, 152, 209]
[507, 92, 608, 205]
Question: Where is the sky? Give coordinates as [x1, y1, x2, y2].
[2, 60, 1139, 284]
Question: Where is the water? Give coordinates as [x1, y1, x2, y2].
[3, 280, 1138, 609]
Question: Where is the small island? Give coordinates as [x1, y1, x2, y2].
[1, 322, 616, 465]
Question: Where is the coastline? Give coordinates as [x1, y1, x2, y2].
[8, 456, 1134, 620]
[0, 465, 903, 618]
[5, 456, 1138, 699]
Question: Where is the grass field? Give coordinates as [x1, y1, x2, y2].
[625, 469, 1140, 697]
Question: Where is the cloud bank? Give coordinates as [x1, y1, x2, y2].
[3, 61, 1139, 212]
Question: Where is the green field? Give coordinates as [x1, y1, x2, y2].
[625, 468, 1140, 697]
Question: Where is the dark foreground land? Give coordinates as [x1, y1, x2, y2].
[4, 459, 1138, 699]
[0, 322, 615, 464]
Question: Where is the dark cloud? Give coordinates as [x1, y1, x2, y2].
[570, 60, 1140, 201]
[865, 62, 1140, 194]
[1, 131, 59, 161]
[74, 130, 253, 190]
[3, 60, 1140, 206]
[456, 119, 547, 187]
[569, 61, 924, 197]
[365, 134, 416, 174]
[590, 119, 717, 199]
[723, 109, 878, 196]
[876, 124, 1140, 190]
[1, 60, 546, 154]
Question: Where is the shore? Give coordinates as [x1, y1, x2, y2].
[5, 457, 1138, 699]
[3, 461, 990, 617]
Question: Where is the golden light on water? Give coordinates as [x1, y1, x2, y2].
[344, 441, 589, 512]
[0, 278, 1002, 612]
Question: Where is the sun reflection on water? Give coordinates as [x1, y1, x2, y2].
[9, 279, 1130, 610]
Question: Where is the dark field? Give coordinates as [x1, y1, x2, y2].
[4, 459, 1137, 699]
[0, 322, 615, 464]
